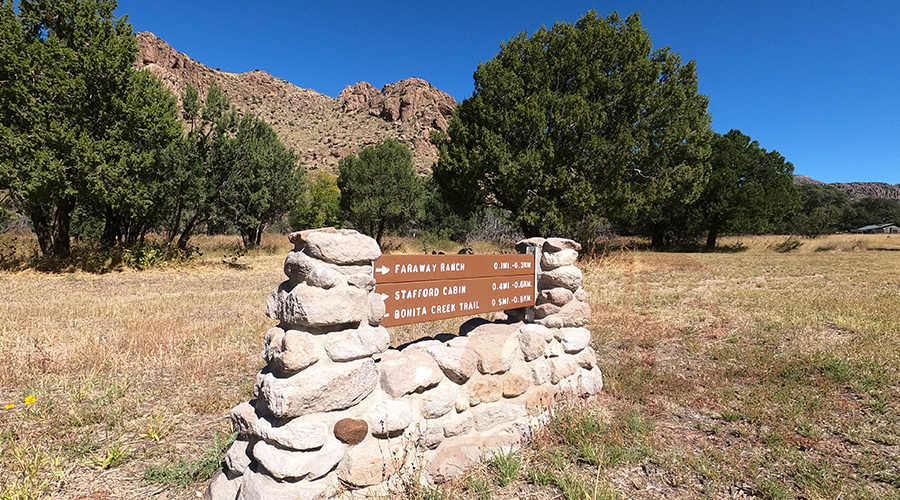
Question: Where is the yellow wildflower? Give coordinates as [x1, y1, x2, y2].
[4, 403, 13, 410]
[24, 396, 35, 405]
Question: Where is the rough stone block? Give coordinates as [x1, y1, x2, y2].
[473, 402, 527, 432]
[546, 338, 565, 358]
[236, 468, 335, 500]
[324, 325, 390, 362]
[263, 327, 321, 375]
[538, 265, 583, 292]
[465, 373, 502, 406]
[421, 382, 457, 419]
[541, 248, 578, 270]
[442, 411, 474, 437]
[465, 325, 520, 374]
[367, 399, 414, 436]
[303, 229, 381, 265]
[225, 438, 252, 475]
[368, 293, 386, 326]
[205, 469, 241, 500]
[424, 345, 478, 384]
[347, 274, 376, 292]
[516, 328, 547, 362]
[537, 287, 574, 307]
[336, 439, 403, 488]
[549, 357, 580, 384]
[502, 372, 531, 398]
[306, 266, 343, 289]
[379, 350, 443, 397]
[530, 357, 551, 385]
[573, 346, 598, 369]
[252, 438, 343, 481]
[428, 437, 483, 483]
[514, 237, 546, 253]
[267, 282, 369, 328]
[554, 327, 591, 353]
[534, 302, 561, 319]
[520, 385, 556, 416]
[422, 422, 445, 450]
[256, 359, 377, 418]
[231, 401, 259, 437]
[543, 238, 582, 252]
[255, 416, 328, 451]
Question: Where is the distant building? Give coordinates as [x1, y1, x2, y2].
[851, 223, 900, 234]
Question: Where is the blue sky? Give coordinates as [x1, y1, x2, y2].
[117, 0, 899, 184]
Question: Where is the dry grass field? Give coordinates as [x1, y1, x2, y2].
[0, 233, 898, 499]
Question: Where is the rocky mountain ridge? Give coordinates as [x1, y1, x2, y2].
[793, 175, 900, 200]
[134, 32, 456, 174]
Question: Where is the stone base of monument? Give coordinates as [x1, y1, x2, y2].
[204, 229, 601, 500]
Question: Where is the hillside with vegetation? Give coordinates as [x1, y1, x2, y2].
[134, 32, 455, 175]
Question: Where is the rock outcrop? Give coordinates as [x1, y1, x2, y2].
[134, 32, 456, 174]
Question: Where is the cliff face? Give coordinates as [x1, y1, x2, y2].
[134, 32, 455, 174]
[794, 175, 900, 200]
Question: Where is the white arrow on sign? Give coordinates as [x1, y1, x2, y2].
[375, 265, 390, 275]
[379, 293, 389, 300]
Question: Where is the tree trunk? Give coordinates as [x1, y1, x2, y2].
[165, 195, 184, 249]
[705, 227, 719, 250]
[50, 197, 75, 258]
[520, 222, 541, 238]
[176, 211, 202, 250]
[30, 208, 53, 257]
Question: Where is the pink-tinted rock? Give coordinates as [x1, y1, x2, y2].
[428, 437, 483, 483]
[549, 357, 580, 384]
[336, 439, 403, 488]
[466, 373, 503, 406]
[516, 328, 547, 362]
[424, 345, 478, 383]
[573, 346, 598, 369]
[537, 287, 574, 307]
[502, 372, 531, 398]
[465, 324, 521, 374]
[379, 351, 443, 397]
[534, 302, 561, 319]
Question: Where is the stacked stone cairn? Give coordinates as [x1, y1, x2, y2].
[205, 228, 602, 500]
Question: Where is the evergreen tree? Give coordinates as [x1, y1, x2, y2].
[337, 138, 423, 245]
[0, 0, 161, 257]
[432, 10, 712, 238]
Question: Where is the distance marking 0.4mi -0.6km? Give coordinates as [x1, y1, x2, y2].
[372, 254, 536, 327]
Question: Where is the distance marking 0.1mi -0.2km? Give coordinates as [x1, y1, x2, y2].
[372, 254, 535, 284]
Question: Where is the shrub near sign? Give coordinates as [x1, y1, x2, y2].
[373, 254, 537, 327]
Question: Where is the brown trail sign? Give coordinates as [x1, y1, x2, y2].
[373, 254, 537, 327]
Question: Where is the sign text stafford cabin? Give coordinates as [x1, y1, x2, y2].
[373, 254, 537, 327]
